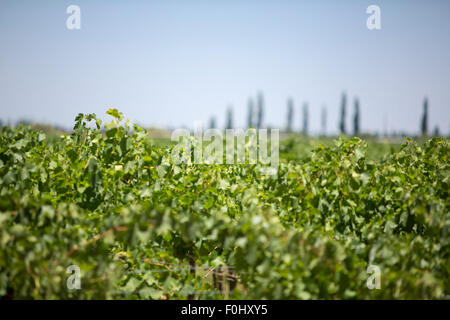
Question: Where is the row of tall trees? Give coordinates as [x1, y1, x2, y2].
[214, 92, 360, 135]
[208, 92, 435, 137]
[221, 92, 265, 130]
[286, 93, 360, 136]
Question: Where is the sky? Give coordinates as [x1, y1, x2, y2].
[0, 0, 449, 135]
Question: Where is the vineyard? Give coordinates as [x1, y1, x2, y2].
[0, 110, 448, 299]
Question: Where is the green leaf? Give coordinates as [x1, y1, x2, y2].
[106, 108, 124, 121]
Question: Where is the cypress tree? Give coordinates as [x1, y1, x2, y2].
[421, 97, 428, 136]
[339, 92, 347, 134]
[256, 92, 264, 129]
[433, 125, 440, 137]
[321, 106, 327, 136]
[247, 98, 254, 128]
[302, 102, 308, 135]
[353, 97, 360, 136]
[286, 98, 294, 133]
[226, 106, 233, 130]
[209, 116, 216, 129]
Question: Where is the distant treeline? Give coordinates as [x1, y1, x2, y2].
[0, 94, 445, 138]
[207, 92, 444, 138]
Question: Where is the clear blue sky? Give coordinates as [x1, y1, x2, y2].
[1, 0, 449, 135]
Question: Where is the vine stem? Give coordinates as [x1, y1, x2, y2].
[67, 226, 129, 257]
